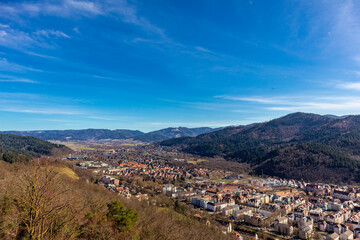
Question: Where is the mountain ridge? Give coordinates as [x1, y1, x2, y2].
[2, 127, 219, 142]
[160, 112, 360, 183]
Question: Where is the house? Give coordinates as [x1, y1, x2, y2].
[207, 202, 228, 212]
[243, 212, 268, 227]
[340, 230, 354, 240]
[275, 217, 293, 237]
[306, 184, 324, 195]
[333, 190, 356, 201]
[191, 195, 212, 209]
[299, 226, 312, 240]
[233, 209, 252, 219]
[326, 213, 344, 224]
[222, 205, 240, 216]
[327, 233, 340, 240]
[335, 224, 343, 234]
[319, 221, 327, 232]
[309, 208, 323, 222]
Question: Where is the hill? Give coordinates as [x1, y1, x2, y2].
[133, 127, 217, 142]
[160, 112, 360, 183]
[0, 133, 72, 163]
[0, 161, 233, 240]
[2, 129, 144, 141]
[2, 127, 217, 142]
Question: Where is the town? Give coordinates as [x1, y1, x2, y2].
[64, 144, 360, 240]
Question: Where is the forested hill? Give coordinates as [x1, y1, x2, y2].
[2, 127, 218, 142]
[133, 127, 217, 142]
[0, 133, 72, 163]
[2, 129, 144, 141]
[160, 112, 360, 183]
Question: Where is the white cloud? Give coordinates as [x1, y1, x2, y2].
[0, 77, 38, 83]
[222, 94, 360, 114]
[0, 107, 81, 115]
[0, 58, 42, 72]
[216, 95, 287, 104]
[267, 100, 360, 112]
[65, 0, 102, 15]
[109, 0, 165, 37]
[34, 30, 70, 39]
[337, 81, 360, 91]
[147, 121, 242, 128]
[88, 116, 115, 121]
[195, 46, 211, 53]
[0, 28, 34, 49]
[0, 0, 165, 37]
[0, 25, 70, 50]
[25, 51, 60, 60]
[0, 1, 103, 19]
[0, 92, 84, 115]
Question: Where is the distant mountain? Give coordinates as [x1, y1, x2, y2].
[2, 127, 218, 142]
[323, 114, 348, 119]
[133, 127, 217, 142]
[160, 112, 360, 183]
[2, 129, 144, 141]
[0, 133, 72, 163]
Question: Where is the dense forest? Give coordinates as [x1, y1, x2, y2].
[160, 112, 360, 183]
[0, 133, 72, 163]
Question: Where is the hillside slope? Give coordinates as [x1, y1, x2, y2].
[160, 112, 360, 183]
[0, 161, 234, 240]
[134, 127, 217, 142]
[0, 133, 72, 163]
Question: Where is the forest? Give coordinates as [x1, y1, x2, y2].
[0, 133, 72, 163]
[160, 112, 360, 183]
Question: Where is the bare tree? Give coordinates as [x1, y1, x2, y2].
[6, 165, 81, 240]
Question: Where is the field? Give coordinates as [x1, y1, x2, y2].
[53, 166, 80, 180]
[187, 158, 208, 165]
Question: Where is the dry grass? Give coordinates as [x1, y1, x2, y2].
[52, 166, 80, 180]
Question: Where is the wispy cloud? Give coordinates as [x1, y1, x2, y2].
[29, 118, 75, 123]
[195, 46, 211, 53]
[147, 121, 242, 128]
[0, 107, 81, 115]
[0, 0, 103, 19]
[25, 51, 60, 60]
[0, 58, 42, 72]
[87, 116, 115, 121]
[336, 81, 360, 91]
[65, 0, 102, 15]
[0, 92, 85, 115]
[0, 24, 70, 50]
[0, 27, 34, 49]
[222, 94, 360, 114]
[0, 0, 165, 37]
[110, 0, 165, 37]
[216, 95, 287, 104]
[34, 29, 70, 39]
[0, 77, 38, 84]
[267, 100, 360, 112]
[158, 98, 241, 112]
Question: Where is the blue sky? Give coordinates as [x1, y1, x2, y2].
[1, 0, 360, 132]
